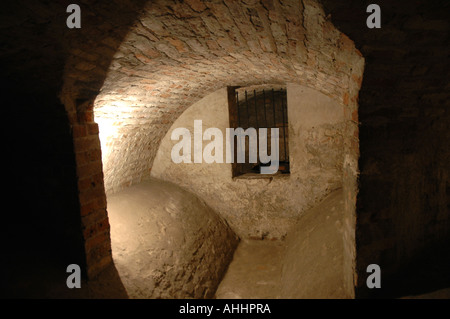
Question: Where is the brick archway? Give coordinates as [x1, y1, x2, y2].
[61, 0, 363, 292]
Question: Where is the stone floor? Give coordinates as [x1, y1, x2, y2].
[216, 189, 346, 299]
[1, 182, 449, 299]
[215, 240, 286, 299]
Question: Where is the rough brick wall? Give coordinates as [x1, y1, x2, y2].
[1, 0, 148, 279]
[62, 97, 113, 278]
[322, 0, 450, 297]
[60, 0, 149, 278]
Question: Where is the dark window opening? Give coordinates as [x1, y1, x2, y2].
[227, 86, 290, 177]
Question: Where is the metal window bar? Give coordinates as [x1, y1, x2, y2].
[235, 88, 289, 173]
[254, 90, 259, 129]
[236, 91, 241, 127]
[263, 89, 267, 127]
[281, 89, 287, 162]
[272, 89, 276, 129]
[245, 90, 250, 128]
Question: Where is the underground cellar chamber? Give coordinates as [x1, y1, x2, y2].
[2, 0, 450, 300]
[96, 80, 362, 298]
[87, 0, 364, 299]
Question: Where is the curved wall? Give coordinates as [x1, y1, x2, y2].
[151, 84, 347, 239]
[107, 178, 238, 298]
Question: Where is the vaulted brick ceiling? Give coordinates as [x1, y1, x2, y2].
[86, 0, 363, 192]
[0, 0, 363, 193]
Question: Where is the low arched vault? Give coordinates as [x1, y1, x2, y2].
[88, 0, 364, 193]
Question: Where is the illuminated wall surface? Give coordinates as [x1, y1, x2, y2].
[0, 0, 449, 303]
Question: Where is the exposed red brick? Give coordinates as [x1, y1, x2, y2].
[343, 92, 349, 105]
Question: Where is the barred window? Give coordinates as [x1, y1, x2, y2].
[227, 86, 290, 177]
